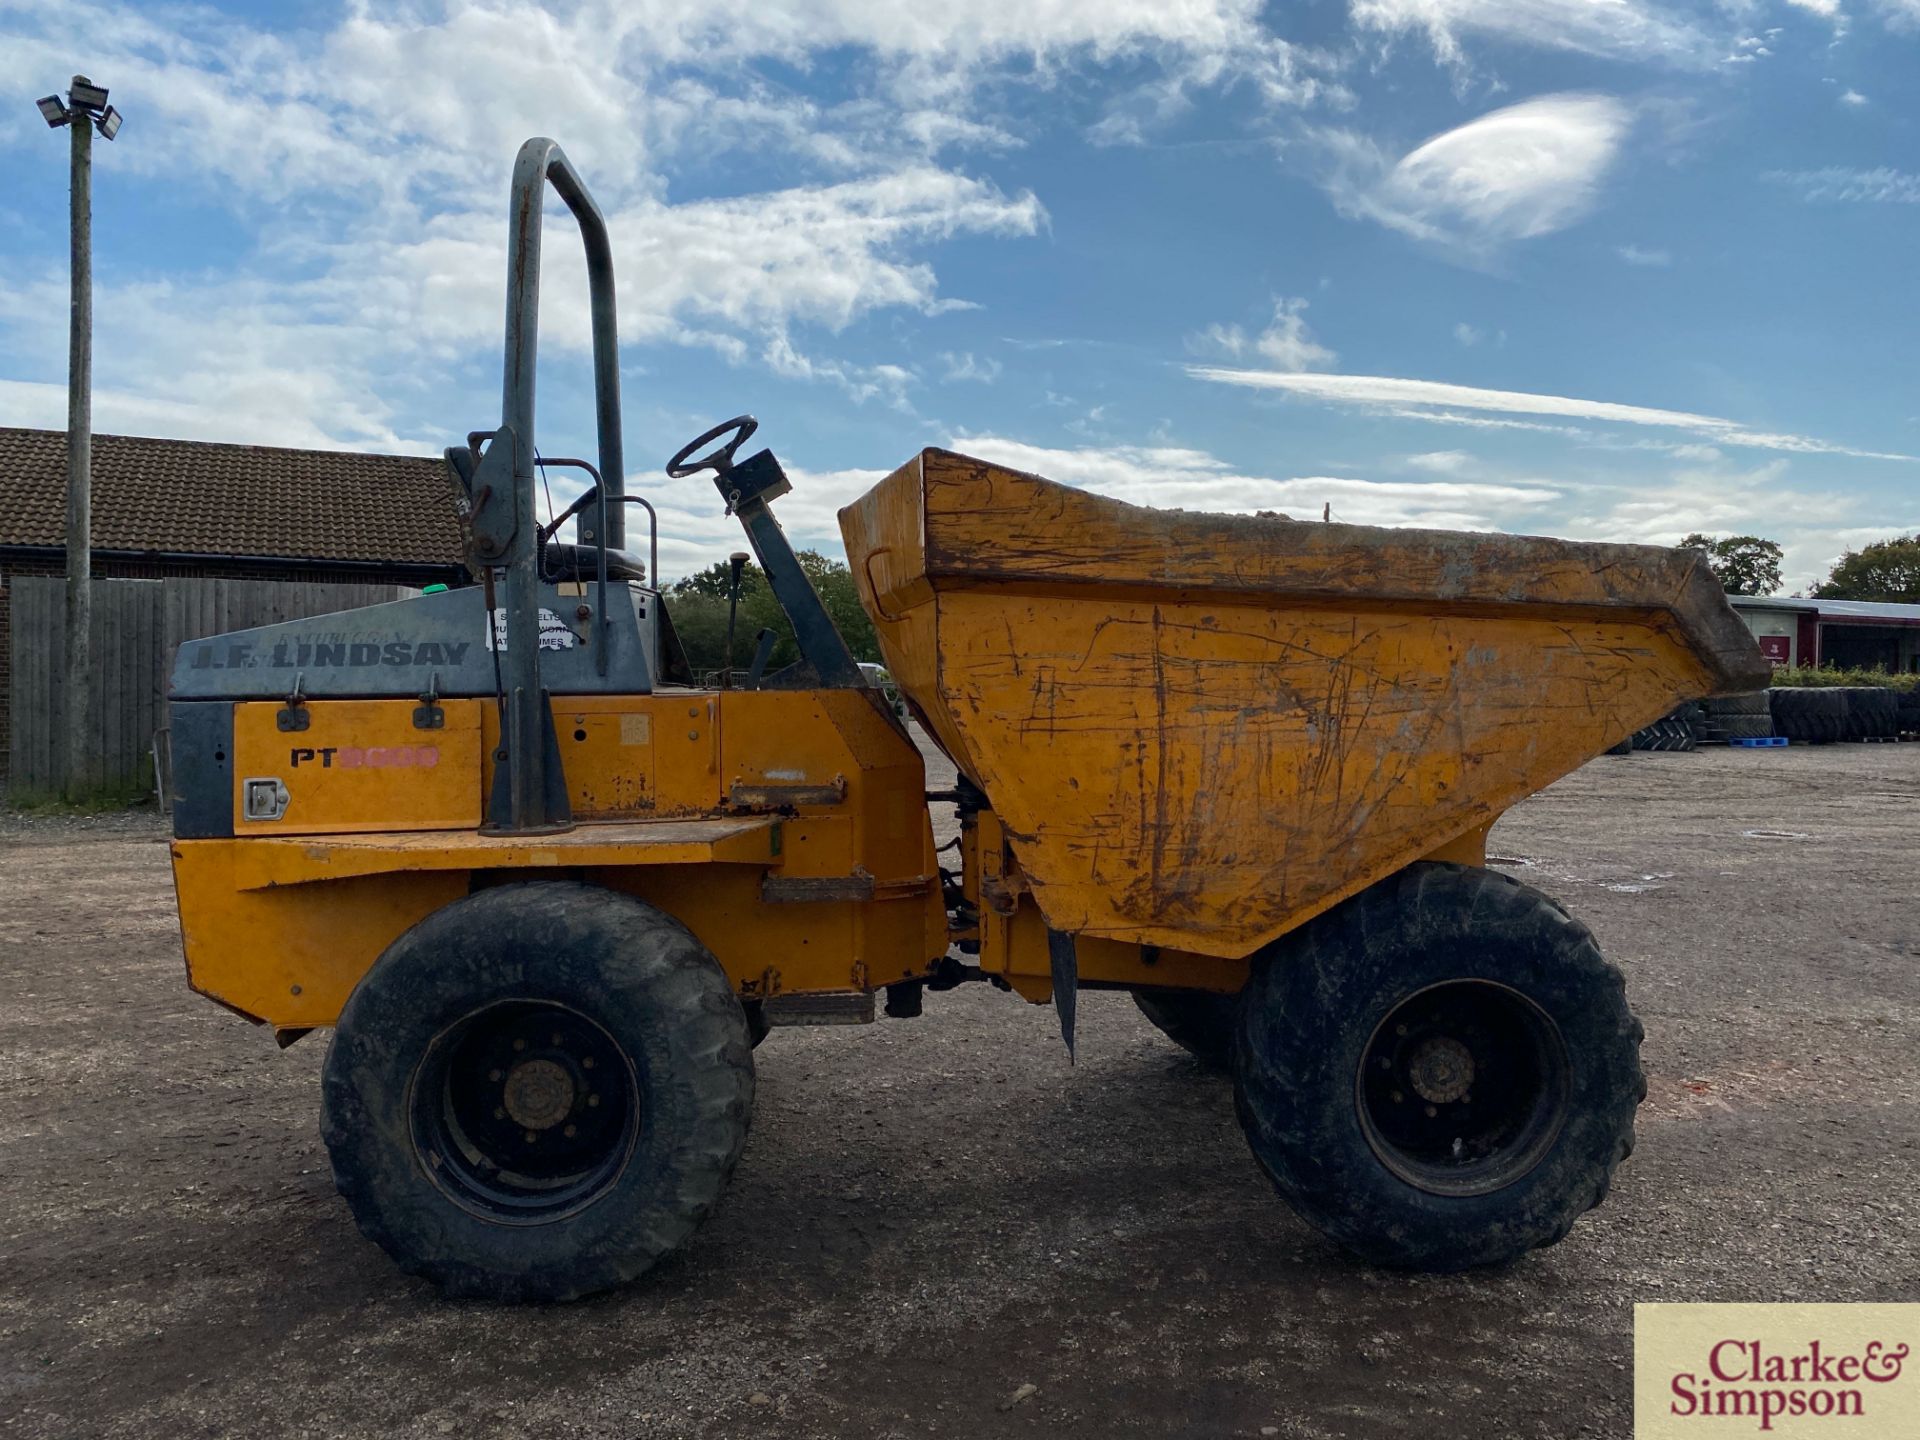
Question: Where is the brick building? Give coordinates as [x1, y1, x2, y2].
[0, 427, 465, 778]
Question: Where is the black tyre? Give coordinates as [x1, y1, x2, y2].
[1847, 686, 1898, 740]
[1897, 690, 1920, 734]
[1233, 862, 1644, 1271]
[1133, 988, 1238, 1069]
[1631, 716, 1696, 752]
[321, 883, 755, 1302]
[1703, 691, 1769, 718]
[744, 1000, 771, 1048]
[1769, 688, 1838, 744]
[1718, 714, 1774, 741]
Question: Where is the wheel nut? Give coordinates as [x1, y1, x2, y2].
[564, 1124, 577, 1138]
[1425, 1104, 1438, 1118]
[551, 1033, 562, 1045]
[513, 1038, 526, 1052]
[493, 1107, 506, 1120]
[1390, 1090, 1404, 1104]
[524, 1130, 538, 1143]
[581, 1057, 595, 1070]
[489, 1069, 503, 1083]
[587, 1093, 600, 1108]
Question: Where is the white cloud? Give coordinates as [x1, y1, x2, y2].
[1190, 297, 1336, 371]
[1784, 0, 1843, 14]
[1838, 89, 1869, 107]
[1559, 459, 1919, 593]
[1453, 322, 1482, 346]
[0, 162, 1044, 443]
[1873, 0, 1920, 31]
[1348, 0, 1717, 66]
[1767, 167, 1920, 202]
[947, 434, 1561, 530]
[1188, 365, 1919, 460]
[1253, 299, 1338, 371]
[1616, 243, 1672, 265]
[940, 351, 1003, 383]
[1313, 93, 1633, 253]
[1406, 449, 1472, 472]
[0, 0, 1336, 447]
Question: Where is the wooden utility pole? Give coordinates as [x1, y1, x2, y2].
[64, 75, 94, 800]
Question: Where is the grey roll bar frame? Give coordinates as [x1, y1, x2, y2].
[492, 136, 627, 832]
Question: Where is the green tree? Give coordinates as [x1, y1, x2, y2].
[1812, 534, 1920, 602]
[1680, 533, 1783, 596]
[665, 551, 880, 676]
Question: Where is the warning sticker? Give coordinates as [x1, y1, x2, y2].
[486, 607, 579, 652]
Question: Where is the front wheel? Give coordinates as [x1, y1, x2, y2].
[321, 883, 754, 1302]
[1233, 862, 1644, 1271]
[1132, 989, 1238, 1069]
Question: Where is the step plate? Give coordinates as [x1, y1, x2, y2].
[762, 992, 876, 1027]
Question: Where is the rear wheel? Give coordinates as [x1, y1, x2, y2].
[1233, 862, 1643, 1271]
[1133, 989, 1238, 1069]
[321, 883, 754, 1301]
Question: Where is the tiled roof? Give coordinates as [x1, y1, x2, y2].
[0, 427, 463, 566]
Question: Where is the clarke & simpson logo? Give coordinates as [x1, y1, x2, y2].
[1636, 1305, 1919, 1438]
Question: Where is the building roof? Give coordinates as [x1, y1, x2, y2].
[0, 427, 464, 568]
[1730, 594, 1920, 622]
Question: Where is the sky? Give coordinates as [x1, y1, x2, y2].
[0, 0, 1915, 591]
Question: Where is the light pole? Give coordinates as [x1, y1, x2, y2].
[37, 77, 121, 800]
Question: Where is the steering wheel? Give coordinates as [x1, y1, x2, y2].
[666, 415, 759, 478]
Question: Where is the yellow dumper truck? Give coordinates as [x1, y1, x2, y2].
[165, 141, 1770, 1300]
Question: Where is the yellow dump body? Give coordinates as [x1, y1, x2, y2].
[841, 448, 1769, 963]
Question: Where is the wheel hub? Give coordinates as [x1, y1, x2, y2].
[1406, 1035, 1475, 1104]
[1355, 979, 1570, 1197]
[502, 1057, 576, 1131]
[410, 999, 638, 1222]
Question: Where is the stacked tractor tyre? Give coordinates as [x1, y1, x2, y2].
[1843, 687, 1899, 740]
[1900, 689, 1920, 737]
[1622, 685, 1918, 749]
[1768, 688, 1846, 744]
[1695, 692, 1773, 743]
[1630, 706, 1698, 752]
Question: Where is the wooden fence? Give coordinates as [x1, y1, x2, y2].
[7, 576, 409, 797]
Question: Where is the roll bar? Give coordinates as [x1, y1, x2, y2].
[489, 137, 627, 832]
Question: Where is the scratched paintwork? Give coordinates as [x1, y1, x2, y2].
[170, 689, 946, 1029]
[841, 448, 1770, 961]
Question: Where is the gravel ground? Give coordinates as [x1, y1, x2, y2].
[1, 739, 1916, 1439]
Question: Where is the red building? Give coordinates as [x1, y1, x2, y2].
[1731, 595, 1920, 672]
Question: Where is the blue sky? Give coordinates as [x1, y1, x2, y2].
[1, 0, 1915, 590]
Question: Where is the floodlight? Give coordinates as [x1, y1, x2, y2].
[95, 106, 121, 141]
[36, 94, 69, 128]
[68, 78, 109, 113]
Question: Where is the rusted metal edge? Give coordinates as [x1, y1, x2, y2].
[903, 448, 1771, 696]
[730, 777, 847, 808]
[1664, 555, 1777, 696]
[761, 872, 874, 902]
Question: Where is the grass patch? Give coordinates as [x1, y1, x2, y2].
[8, 783, 155, 814]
